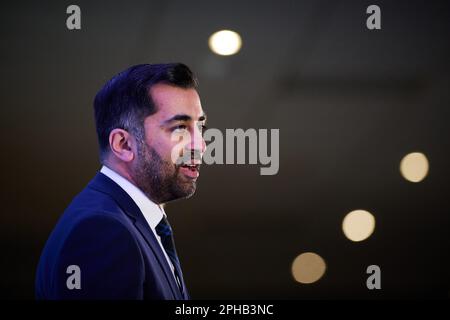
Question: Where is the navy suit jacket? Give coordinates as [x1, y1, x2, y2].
[35, 172, 190, 300]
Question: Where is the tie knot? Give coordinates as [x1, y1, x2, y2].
[155, 216, 173, 238]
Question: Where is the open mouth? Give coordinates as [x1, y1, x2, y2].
[180, 164, 200, 172]
[179, 163, 200, 179]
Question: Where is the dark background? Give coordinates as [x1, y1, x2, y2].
[1, 0, 449, 299]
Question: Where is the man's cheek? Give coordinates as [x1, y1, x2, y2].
[170, 131, 191, 165]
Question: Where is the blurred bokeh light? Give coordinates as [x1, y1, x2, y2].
[291, 252, 327, 284]
[342, 210, 376, 242]
[208, 30, 242, 56]
[400, 152, 429, 183]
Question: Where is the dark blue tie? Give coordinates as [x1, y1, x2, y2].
[155, 216, 185, 295]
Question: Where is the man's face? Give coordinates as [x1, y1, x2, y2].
[131, 83, 206, 204]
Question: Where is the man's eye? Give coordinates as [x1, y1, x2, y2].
[173, 124, 187, 132]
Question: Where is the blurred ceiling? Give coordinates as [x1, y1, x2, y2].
[1, 0, 449, 299]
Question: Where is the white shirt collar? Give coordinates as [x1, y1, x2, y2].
[100, 165, 165, 229]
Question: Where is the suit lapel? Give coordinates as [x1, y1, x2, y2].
[88, 172, 183, 299]
[175, 261, 190, 299]
[133, 218, 183, 299]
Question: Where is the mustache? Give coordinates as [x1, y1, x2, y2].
[174, 149, 203, 166]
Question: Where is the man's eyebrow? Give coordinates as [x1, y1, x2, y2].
[163, 113, 207, 124]
[163, 114, 192, 124]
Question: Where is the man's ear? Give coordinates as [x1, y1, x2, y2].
[108, 129, 135, 162]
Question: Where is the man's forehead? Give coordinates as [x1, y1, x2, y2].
[150, 83, 200, 105]
[147, 84, 204, 121]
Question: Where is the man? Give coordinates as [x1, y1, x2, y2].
[35, 63, 207, 299]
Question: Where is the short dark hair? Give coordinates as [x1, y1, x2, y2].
[94, 63, 199, 161]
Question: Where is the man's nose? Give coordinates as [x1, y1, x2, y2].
[189, 126, 206, 155]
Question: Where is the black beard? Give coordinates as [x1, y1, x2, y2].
[132, 141, 197, 204]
